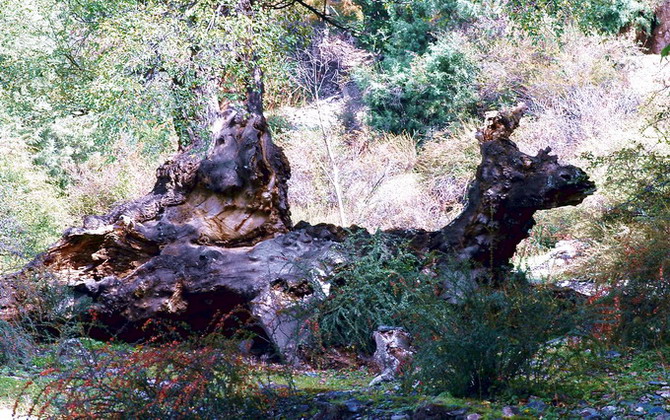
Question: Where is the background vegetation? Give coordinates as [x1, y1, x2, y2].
[1, 0, 670, 417]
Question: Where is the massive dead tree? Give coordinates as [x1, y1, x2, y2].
[1, 96, 595, 360]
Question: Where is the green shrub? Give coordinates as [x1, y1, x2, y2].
[504, 0, 654, 37]
[408, 278, 583, 398]
[359, 36, 478, 134]
[578, 0, 655, 35]
[353, 0, 478, 59]
[311, 233, 585, 397]
[313, 232, 439, 354]
[0, 320, 35, 367]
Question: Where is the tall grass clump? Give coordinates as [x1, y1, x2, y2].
[312, 232, 439, 354]
[408, 277, 587, 398]
[0, 320, 35, 368]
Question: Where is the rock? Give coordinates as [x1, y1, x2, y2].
[369, 326, 413, 386]
[601, 406, 618, 416]
[412, 404, 468, 420]
[317, 391, 353, 401]
[56, 338, 93, 365]
[648, 406, 668, 415]
[295, 404, 311, 413]
[502, 406, 520, 417]
[603, 350, 622, 359]
[391, 415, 411, 420]
[313, 402, 345, 420]
[577, 407, 602, 419]
[343, 399, 365, 414]
[650, 381, 669, 386]
[525, 398, 547, 413]
[466, 414, 482, 420]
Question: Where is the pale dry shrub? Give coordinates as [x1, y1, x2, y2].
[278, 27, 666, 239]
[478, 26, 643, 161]
[64, 147, 160, 220]
[277, 99, 466, 231]
[474, 26, 665, 262]
[415, 122, 481, 228]
[345, 133, 435, 230]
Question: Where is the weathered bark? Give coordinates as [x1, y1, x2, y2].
[407, 105, 596, 275]
[1, 102, 595, 360]
[369, 326, 414, 386]
[644, 0, 670, 54]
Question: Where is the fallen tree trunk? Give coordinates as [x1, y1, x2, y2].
[1, 99, 595, 361]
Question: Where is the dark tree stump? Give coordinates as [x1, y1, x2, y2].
[1, 102, 595, 361]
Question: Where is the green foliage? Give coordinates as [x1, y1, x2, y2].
[578, 0, 655, 35]
[408, 279, 583, 398]
[582, 145, 670, 348]
[353, 0, 478, 60]
[313, 232, 438, 354]
[0, 0, 307, 185]
[503, 0, 654, 37]
[0, 138, 71, 270]
[0, 320, 35, 368]
[359, 36, 478, 134]
[662, 44, 670, 58]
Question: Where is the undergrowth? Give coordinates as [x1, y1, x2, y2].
[311, 232, 439, 354]
[18, 333, 282, 419]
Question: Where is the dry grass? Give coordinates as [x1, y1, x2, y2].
[277, 25, 670, 269]
[64, 146, 160, 221]
[478, 27, 644, 160]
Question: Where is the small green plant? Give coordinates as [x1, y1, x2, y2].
[358, 35, 478, 135]
[407, 277, 584, 398]
[312, 231, 439, 354]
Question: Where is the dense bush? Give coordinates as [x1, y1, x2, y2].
[353, 0, 478, 60]
[504, 0, 654, 37]
[578, 0, 655, 35]
[359, 36, 478, 134]
[313, 233, 588, 398]
[312, 232, 439, 354]
[408, 278, 585, 398]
